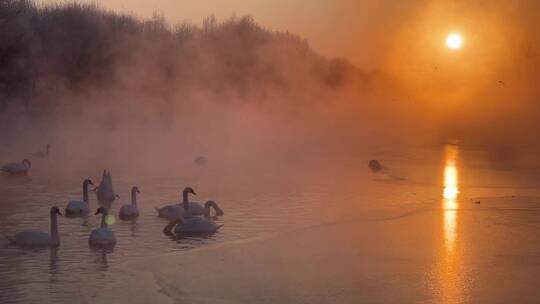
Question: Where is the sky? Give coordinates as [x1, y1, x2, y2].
[36, 1, 539, 81]
[35, 0, 540, 105]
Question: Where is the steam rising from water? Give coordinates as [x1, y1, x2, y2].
[0, 1, 389, 174]
[1, 0, 540, 175]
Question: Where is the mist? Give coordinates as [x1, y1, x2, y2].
[0, 0, 405, 175]
[2, 0, 540, 176]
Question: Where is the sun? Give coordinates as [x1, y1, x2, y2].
[446, 33, 462, 50]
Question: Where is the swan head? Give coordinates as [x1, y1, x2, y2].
[183, 187, 196, 196]
[206, 200, 224, 216]
[50, 206, 63, 217]
[132, 186, 140, 194]
[22, 159, 31, 168]
[95, 207, 108, 216]
[85, 179, 94, 186]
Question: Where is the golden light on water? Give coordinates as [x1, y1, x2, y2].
[443, 165, 459, 200]
[438, 145, 461, 303]
[446, 33, 462, 50]
[443, 145, 459, 250]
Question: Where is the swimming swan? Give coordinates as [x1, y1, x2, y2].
[201, 200, 224, 218]
[96, 170, 119, 203]
[155, 187, 196, 220]
[89, 207, 117, 247]
[182, 200, 224, 217]
[65, 179, 94, 216]
[194, 156, 208, 165]
[119, 186, 140, 220]
[32, 144, 50, 158]
[368, 160, 383, 172]
[5, 207, 62, 247]
[1, 159, 31, 174]
[163, 200, 223, 235]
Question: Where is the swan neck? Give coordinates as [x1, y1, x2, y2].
[131, 190, 137, 206]
[183, 201, 190, 215]
[182, 191, 190, 214]
[101, 212, 107, 228]
[182, 191, 189, 204]
[83, 181, 89, 203]
[50, 212, 59, 242]
[204, 202, 211, 217]
[204, 201, 221, 217]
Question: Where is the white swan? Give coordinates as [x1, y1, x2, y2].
[1, 159, 31, 174]
[155, 187, 196, 220]
[89, 207, 117, 247]
[163, 200, 223, 235]
[179, 200, 224, 217]
[5, 207, 62, 247]
[119, 186, 140, 220]
[96, 170, 119, 203]
[32, 144, 50, 158]
[65, 179, 94, 216]
[200, 200, 224, 218]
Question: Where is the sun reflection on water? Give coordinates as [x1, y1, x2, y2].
[439, 145, 461, 303]
[443, 146, 459, 251]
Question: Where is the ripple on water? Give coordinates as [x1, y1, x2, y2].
[0, 165, 411, 303]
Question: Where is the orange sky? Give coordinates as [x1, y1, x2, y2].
[39, 0, 540, 112]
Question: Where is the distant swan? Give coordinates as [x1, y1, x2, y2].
[1, 159, 31, 175]
[155, 187, 196, 220]
[89, 207, 117, 247]
[65, 179, 94, 216]
[368, 160, 383, 172]
[194, 156, 208, 165]
[5, 207, 62, 247]
[32, 144, 50, 158]
[96, 170, 119, 203]
[119, 186, 140, 220]
[163, 200, 223, 235]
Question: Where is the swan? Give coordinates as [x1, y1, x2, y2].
[202, 200, 224, 218]
[5, 207, 62, 247]
[163, 216, 223, 235]
[65, 179, 94, 216]
[32, 144, 50, 158]
[368, 159, 383, 172]
[180, 199, 224, 217]
[96, 170, 119, 203]
[155, 187, 196, 220]
[163, 200, 223, 235]
[194, 156, 208, 165]
[1, 159, 31, 174]
[119, 186, 140, 220]
[89, 207, 117, 247]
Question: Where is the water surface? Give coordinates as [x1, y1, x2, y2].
[2, 146, 540, 303]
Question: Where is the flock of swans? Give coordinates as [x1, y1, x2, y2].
[1, 146, 225, 249]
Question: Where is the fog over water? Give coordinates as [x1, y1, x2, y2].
[2, 1, 540, 173]
[2, 1, 540, 303]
